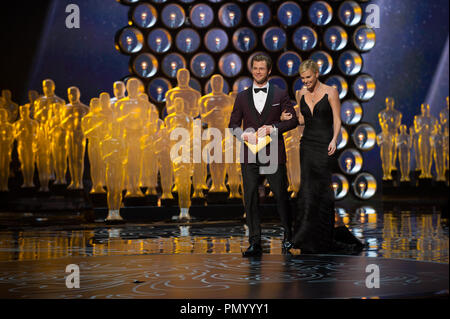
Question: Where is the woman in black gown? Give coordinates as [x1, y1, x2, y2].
[282, 60, 364, 254]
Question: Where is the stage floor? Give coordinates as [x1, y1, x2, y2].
[0, 210, 448, 299]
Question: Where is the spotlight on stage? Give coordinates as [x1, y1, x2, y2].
[338, 149, 363, 175]
[352, 123, 377, 151]
[332, 173, 349, 200]
[340, 100, 363, 126]
[352, 173, 377, 200]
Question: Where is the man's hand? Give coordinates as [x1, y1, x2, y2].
[241, 132, 257, 144]
[257, 125, 273, 137]
[280, 110, 293, 121]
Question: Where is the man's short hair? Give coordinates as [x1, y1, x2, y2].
[251, 54, 272, 71]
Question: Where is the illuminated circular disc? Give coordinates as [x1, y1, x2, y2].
[132, 3, 157, 29]
[247, 51, 271, 73]
[336, 126, 349, 150]
[353, 26, 376, 52]
[338, 1, 362, 26]
[292, 78, 305, 96]
[233, 77, 253, 93]
[340, 100, 363, 125]
[132, 53, 158, 79]
[308, 1, 333, 26]
[147, 28, 172, 54]
[325, 75, 348, 99]
[204, 28, 229, 53]
[338, 148, 363, 175]
[324, 26, 348, 51]
[277, 1, 302, 27]
[247, 2, 271, 27]
[309, 51, 333, 76]
[179, 0, 195, 3]
[262, 27, 287, 52]
[147, 78, 172, 103]
[219, 3, 242, 28]
[121, 0, 139, 4]
[269, 76, 288, 91]
[233, 28, 257, 52]
[219, 53, 243, 77]
[204, 78, 230, 94]
[117, 27, 144, 54]
[352, 123, 377, 151]
[162, 53, 187, 78]
[331, 173, 349, 200]
[353, 75, 376, 101]
[152, 0, 168, 3]
[190, 53, 215, 78]
[338, 50, 363, 76]
[352, 173, 377, 200]
[277, 52, 302, 77]
[175, 28, 201, 53]
[293, 26, 318, 51]
[161, 4, 185, 29]
[190, 4, 214, 28]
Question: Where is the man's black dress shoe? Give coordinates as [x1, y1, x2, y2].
[242, 243, 263, 257]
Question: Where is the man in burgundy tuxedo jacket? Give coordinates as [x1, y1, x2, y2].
[228, 54, 299, 256]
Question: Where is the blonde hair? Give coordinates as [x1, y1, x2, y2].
[299, 59, 319, 75]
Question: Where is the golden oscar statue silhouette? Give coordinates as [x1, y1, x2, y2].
[224, 90, 242, 199]
[1, 89, 19, 123]
[99, 92, 115, 126]
[431, 123, 446, 182]
[101, 122, 127, 222]
[199, 74, 233, 193]
[285, 91, 303, 197]
[378, 97, 402, 174]
[439, 96, 449, 172]
[14, 105, 39, 188]
[410, 126, 420, 173]
[27, 90, 40, 119]
[165, 68, 206, 197]
[164, 97, 193, 197]
[165, 68, 202, 118]
[395, 124, 412, 182]
[173, 155, 193, 220]
[155, 124, 174, 200]
[35, 79, 65, 120]
[117, 78, 147, 197]
[35, 112, 52, 192]
[414, 103, 438, 179]
[377, 121, 394, 180]
[82, 98, 109, 194]
[140, 107, 163, 196]
[61, 87, 89, 190]
[0, 109, 14, 191]
[110, 81, 126, 117]
[48, 103, 67, 185]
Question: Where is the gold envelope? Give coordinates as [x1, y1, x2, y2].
[244, 136, 272, 154]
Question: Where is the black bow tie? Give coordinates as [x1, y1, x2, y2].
[254, 87, 267, 94]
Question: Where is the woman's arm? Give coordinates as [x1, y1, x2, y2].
[328, 87, 341, 155]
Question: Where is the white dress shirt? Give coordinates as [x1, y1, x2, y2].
[252, 82, 269, 114]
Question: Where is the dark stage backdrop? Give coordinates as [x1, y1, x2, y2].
[0, 0, 448, 183]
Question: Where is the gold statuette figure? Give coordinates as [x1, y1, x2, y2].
[48, 103, 67, 185]
[0, 109, 14, 191]
[101, 122, 127, 221]
[414, 103, 438, 178]
[165, 68, 202, 118]
[395, 124, 412, 182]
[378, 97, 402, 173]
[155, 124, 174, 200]
[1, 89, 19, 123]
[61, 87, 89, 190]
[13, 105, 39, 187]
[110, 81, 126, 119]
[199, 74, 233, 193]
[82, 98, 109, 193]
[117, 79, 146, 197]
[431, 124, 446, 182]
[225, 91, 242, 199]
[439, 96, 449, 171]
